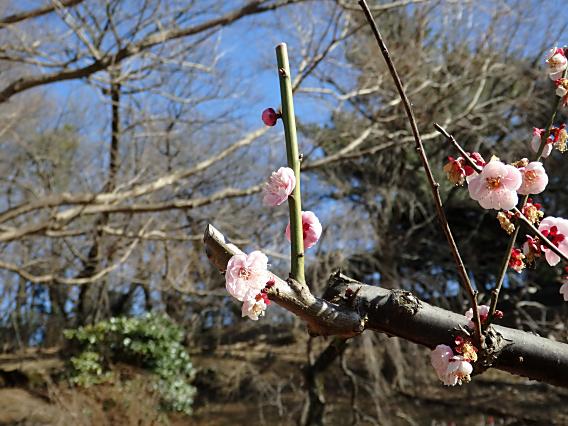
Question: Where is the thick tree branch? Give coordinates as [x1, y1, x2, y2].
[204, 224, 568, 388]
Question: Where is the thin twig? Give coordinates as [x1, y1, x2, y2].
[358, 0, 482, 344]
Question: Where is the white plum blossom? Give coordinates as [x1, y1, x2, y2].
[443, 356, 473, 386]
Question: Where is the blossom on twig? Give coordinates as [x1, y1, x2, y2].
[242, 293, 269, 320]
[530, 128, 552, 158]
[465, 304, 490, 329]
[430, 344, 473, 386]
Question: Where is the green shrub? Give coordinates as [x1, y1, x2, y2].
[64, 313, 196, 415]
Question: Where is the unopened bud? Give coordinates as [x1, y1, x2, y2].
[262, 108, 279, 126]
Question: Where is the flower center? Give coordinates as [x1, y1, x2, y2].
[542, 226, 565, 247]
[239, 266, 251, 280]
[485, 176, 502, 189]
[525, 170, 537, 182]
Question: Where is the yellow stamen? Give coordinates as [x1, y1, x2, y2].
[524, 170, 537, 182]
[486, 176, 501, 189]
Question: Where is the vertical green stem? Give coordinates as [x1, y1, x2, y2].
[276, 43, 305, 284]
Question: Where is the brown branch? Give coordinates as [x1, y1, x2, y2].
[358, 0, 482, 344]
[326, 274, 568, 388]
[0, 0, 85, 26]
[204, 224, 568, 387]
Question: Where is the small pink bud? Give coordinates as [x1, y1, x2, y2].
[494, 310, 504, 319]
[262, 108, 279, 126]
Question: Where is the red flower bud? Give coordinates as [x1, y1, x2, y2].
[262, 108, 279, 126]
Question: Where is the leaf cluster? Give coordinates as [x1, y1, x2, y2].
[64, 313, 196, 415]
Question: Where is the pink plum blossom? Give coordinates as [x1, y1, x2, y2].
[263, 167, 296, 207]
[530, 128, 552, 158]
[241, 294, 267, 320]
[431, 344, 453, 376]
[538, 217, 568, 266]
[467, 161, 522, 210]
[430, 345, 472, 386]
[517, 161, 548, 195]
[285, 211, 322, 249]
[465, 304, 490, 329]
[225, 251, 269, 301]
[546, 46, 567, 80]
[262, 108, 279, 126]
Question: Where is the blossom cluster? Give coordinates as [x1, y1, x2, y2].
[430, 305, 502, 386]
[440, 46, 568, 304]
[224, 117, 323, 321]
[443, 153, 551, 211]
